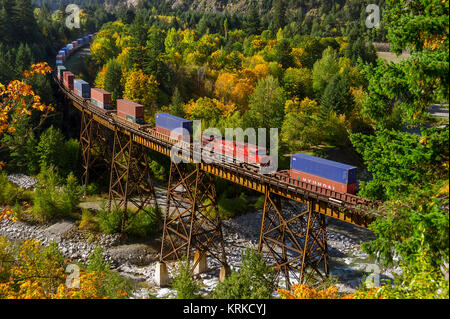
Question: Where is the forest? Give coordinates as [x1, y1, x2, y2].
[0, 0, 449, 300]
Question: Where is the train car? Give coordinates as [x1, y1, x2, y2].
[155, 113, 192, 142]
[74, 79, 90, 98]
[91, 88, 112, 109]
[117, 99, 145, 124]
[289, 153, 357, 194]
[57, 65, 66, 80]
[63, 71, 74, 90]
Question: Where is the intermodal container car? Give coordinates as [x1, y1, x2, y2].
[117, 99, 145, 124]
[74, 79, 90, 98]
[290, 153, 357, 194]
[155, 113, 192, 142]
[91, 88, 112, 109]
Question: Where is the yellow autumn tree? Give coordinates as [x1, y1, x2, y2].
[278, 284, 355, 299]
[123, 69, 159, 115]
[94, 65, 108, 89]
[0, 63, 53, 221]
[185, 97, 236, 123]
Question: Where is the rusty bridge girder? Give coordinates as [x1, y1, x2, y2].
[79, 109, 113, 189]
[258, 190, 329, 289]
[108, 129, 159, 233]
[160, 160, 228, 273]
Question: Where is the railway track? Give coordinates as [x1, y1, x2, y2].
[55, 75, 378, 228]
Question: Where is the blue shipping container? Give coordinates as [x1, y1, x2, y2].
[291, 153, 357, 184]
[77, 38, 82, 44]
[156, 113, 193, 136]
[74, 79, 90, 98]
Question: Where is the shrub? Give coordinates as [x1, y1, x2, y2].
[0, 173, 17, 206]
[87, 247, 134, 299]
[125, 207, 161, 238]
[217, 192, 248, 219]
[253, 195, 265, 210]
[60, 173, 84, 212]
[33, 167, 83, 221]
[79, 209, 99, 232]
[86, 183, 98, 196]
[212, 249, 276, 299]
[171, 256, 202, 299]
[97, 201, 122, 234]
[36, 126, 80, 177]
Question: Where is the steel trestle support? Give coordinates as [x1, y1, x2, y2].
[79, 109, 112, 189]
[258, 189, 329, 289]
[108, 129, 159, 233]
[160, 160, 228, 274]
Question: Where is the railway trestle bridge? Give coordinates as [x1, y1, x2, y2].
[56, 76, 377, 289]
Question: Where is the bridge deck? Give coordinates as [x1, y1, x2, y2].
[61, 80, 376, 228]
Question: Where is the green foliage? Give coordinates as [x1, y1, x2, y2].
[362, 181, 449, 269]
[79, 209, 99, 232]
[351, 128, 449, 201]
[36, 126, 79, 178]
[253, 195, 265, 210]
[98, 202, 122, 235]
[217, 192, 248, 220]
[33, 167, 84, 221]
[320, 72, 354, 116]
[212, 249, 276, 299]
[312, 47, 339, 96]
[104, 59, 124, 103]
[0, 173, 17, 206]
[97, 201, 160, 238]
[86, 246, 134, 299]
[245, 75, 286, 141]
[282, 67, 313, 100]
[362, 0, 449, 128]
[125, 207, 161, 238]
[171, 256, 202, 299]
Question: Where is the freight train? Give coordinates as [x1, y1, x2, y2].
[55, 34, 358, 195]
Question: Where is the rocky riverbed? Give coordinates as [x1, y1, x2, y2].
[2, 174, 402, 298]
[0, 208, 402, 299]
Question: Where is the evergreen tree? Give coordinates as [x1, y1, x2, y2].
[243, 3, 261, 36]
[15, 43, 34, 78]
[13, 0, 41, 44]
[320, 73, 354, 116]
[273, 0, 286, 31]
[170, 87, 185, 118]
[104, 59, 123, 103]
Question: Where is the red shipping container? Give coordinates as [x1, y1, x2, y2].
[117, 99, 144, 118]
[56, 54, 63, 60]
[91, 88, 112, 104]
[289, 169, 356, 194]
[63, 71, 74, 90]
